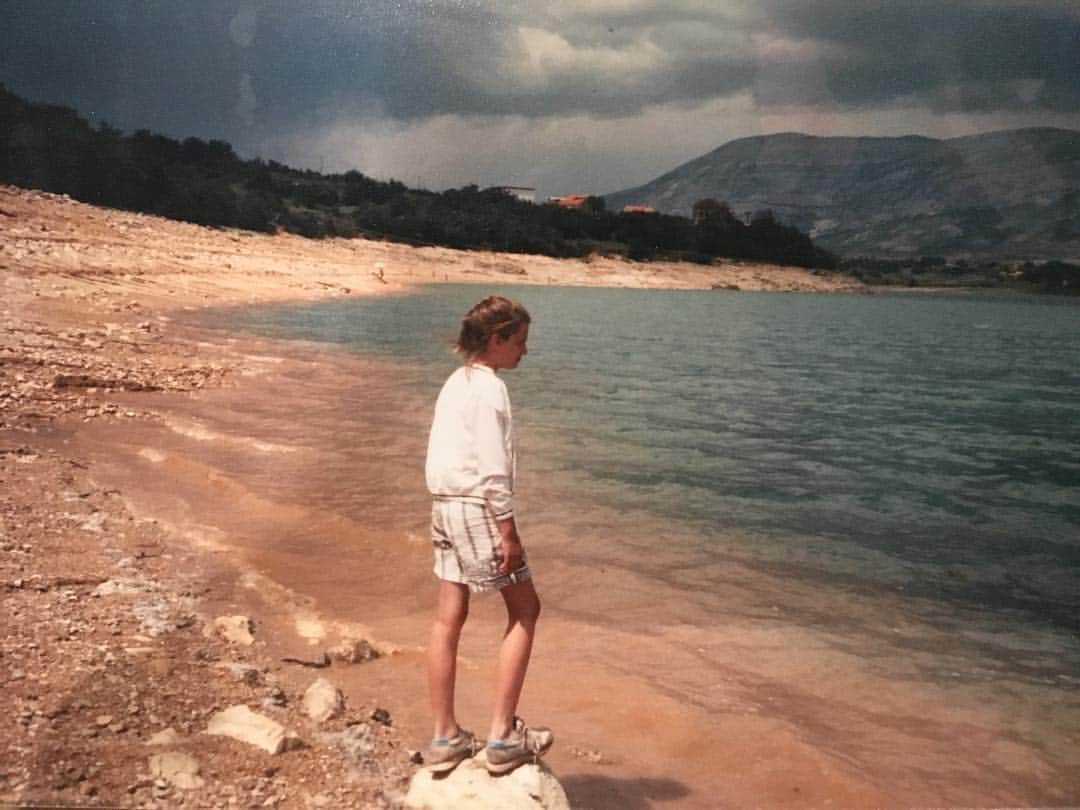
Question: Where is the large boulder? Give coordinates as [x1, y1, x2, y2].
[404, 752, 569, 810]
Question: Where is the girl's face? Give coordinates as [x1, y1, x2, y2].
[482, 324, 529, 371]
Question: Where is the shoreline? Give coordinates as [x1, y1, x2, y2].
[4, 185, 1078, 808]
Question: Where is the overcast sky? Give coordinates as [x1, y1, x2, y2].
[3, 1, 1079, 199]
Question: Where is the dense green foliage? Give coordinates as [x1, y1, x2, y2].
[0, 84, 835, 269]
[840, 256, 1080, 294]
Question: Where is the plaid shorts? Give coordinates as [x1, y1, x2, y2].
[430, 497, 532, 593]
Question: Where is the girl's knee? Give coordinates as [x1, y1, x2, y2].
[434, 581, 470, 625]
[523, 597, 541, 625]
[435, 601, 469, 631]
[507, 589, 541, 626]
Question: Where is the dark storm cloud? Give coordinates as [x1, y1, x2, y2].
[460, 5, 761, 117]
[1, 0, 1078, 182]
[247, 1, 507, 122]
[1, 1, 242, 137]
[1, 1, 754, 135]
[234, 2, 759, 121]
[0, 1, 509, 137]
[758, 0, 1080, 112]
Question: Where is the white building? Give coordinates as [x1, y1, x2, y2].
[488, 186, 536, 203]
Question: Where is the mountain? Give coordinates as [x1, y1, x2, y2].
[604, 129, 1080, 259]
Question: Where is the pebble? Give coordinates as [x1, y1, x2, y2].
[267, 687, 287, 707]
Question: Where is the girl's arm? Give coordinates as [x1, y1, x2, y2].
[473, 393, 514, 521]
[472, 380, 520, 573]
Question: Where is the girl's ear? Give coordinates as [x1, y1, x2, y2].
[479, 333, 499, 358]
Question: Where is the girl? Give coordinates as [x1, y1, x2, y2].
[424, 295, 553, 775]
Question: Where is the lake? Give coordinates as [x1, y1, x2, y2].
[207, 284, 1080, 802]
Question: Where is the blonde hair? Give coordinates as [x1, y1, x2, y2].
[455, 295, 531, 359]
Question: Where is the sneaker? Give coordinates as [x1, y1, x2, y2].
[485, 716, 554, 774]
[426, 728, 481, 774]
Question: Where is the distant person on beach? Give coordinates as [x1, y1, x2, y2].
[424, 295, 553, 775]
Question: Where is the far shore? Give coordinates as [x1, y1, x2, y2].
[0, 184, 869, 311]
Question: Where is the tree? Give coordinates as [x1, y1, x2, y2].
[692, 197, 735, 226]
[583, 195, 606, 214]
[750, 209, 778, 228]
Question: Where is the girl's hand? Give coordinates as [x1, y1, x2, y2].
[498, 537, 525, 575]
[496, 518, 524, 575]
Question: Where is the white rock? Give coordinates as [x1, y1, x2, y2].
[302, 677, 344, 723]
[208, 615, 255, 646]
[205, 705, 302, 755]
[147, 728, 182, 746]
[404, 752, 569, 810]
[133, 597, 181, 636]
[94, 577, 156, 597]
[79, 512, 107, 533]
[149, 751, 204, 790]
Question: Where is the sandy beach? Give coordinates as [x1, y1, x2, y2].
[11, 184, 1075, 809]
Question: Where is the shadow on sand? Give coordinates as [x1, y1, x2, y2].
[561, 773, 691, 810]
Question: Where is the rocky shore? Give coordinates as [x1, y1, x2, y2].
[1, 184, 865, 809]
[1, 209, 413, 805]
[2, 444, 413, 807]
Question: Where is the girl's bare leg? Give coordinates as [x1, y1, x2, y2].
[428, 580, 470, 739]
[488, 578, 541, 740]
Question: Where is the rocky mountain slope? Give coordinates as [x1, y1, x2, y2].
[604, 128, 1080, 259]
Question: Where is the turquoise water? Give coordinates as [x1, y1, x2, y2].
[217, 285, 1080, 679]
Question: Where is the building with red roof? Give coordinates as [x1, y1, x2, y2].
[548, 194, 590, 208]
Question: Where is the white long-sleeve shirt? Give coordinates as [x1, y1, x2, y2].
[425, 364, 515, 520]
